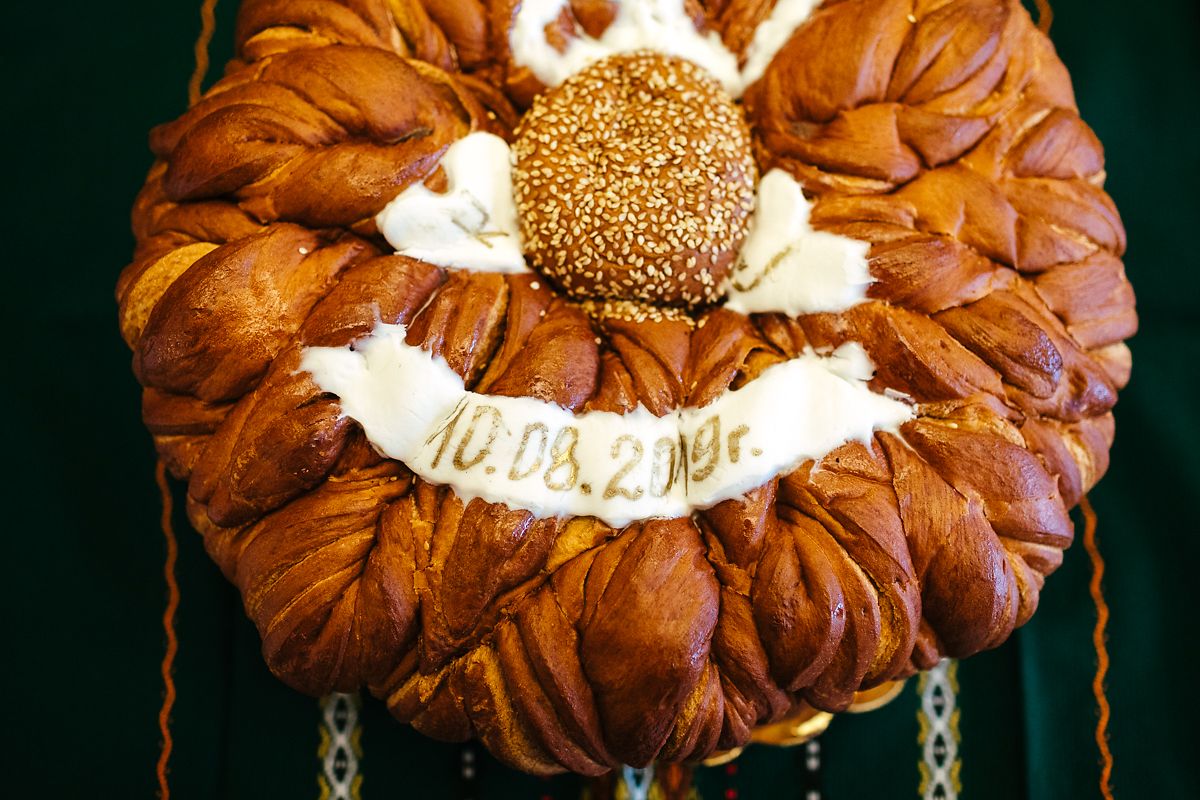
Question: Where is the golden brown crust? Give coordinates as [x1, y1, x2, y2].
[118, 0, 1136, 774]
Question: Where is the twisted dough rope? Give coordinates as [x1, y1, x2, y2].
[157, 5, 220, 798]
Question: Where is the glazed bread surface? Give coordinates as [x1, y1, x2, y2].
[117, 0, 1136, 774]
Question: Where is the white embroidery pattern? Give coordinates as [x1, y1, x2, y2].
[918, 660, 962, 800]
[318, 693, 362, 800]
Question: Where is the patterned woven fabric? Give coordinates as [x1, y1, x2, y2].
[318, 693, 362, 800]
[918, 661, 962, 800]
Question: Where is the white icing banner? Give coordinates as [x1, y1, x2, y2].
[301, 323, 912, 528]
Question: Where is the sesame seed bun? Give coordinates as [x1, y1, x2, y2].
[513, 51, 757, 307]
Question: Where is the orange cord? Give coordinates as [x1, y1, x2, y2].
[1081, 496, 1114, 800]
[157, 4, 218, 793]
[1034, 0, 1054, 34]
[188, 0, 220, 106]
[155, 461, 181, 799]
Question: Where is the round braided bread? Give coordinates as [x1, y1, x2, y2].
[117, 0, 1135, 774]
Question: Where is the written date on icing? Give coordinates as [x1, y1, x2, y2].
[419, 399, 763, 501]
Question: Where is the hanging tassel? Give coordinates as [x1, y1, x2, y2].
[154, 462, 180, 800]
[1081, 496, 1115, 800]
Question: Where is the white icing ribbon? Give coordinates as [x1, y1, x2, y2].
[376, 133, 528, 272]
[300, 323, 912, 528]
[724, 169, 874, 316]
[510, 0, 821, 97]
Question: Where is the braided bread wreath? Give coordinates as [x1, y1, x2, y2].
[117, 0, 1137, 775]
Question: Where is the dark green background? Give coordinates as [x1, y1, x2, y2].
[6, 1, 1198, 797]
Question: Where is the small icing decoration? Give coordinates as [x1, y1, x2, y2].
[376, 133, 528, 272]
[724, 169, 874, 316]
